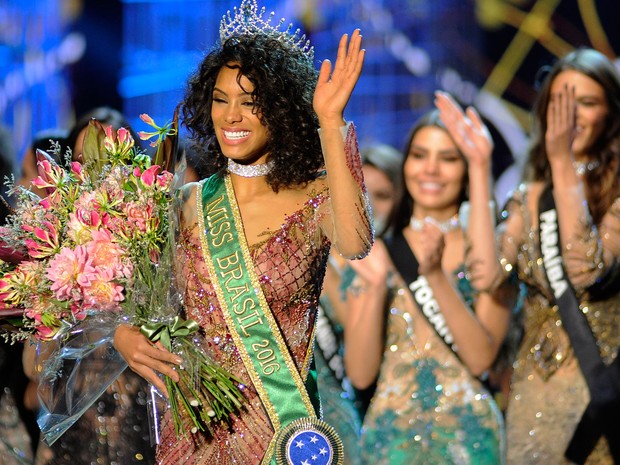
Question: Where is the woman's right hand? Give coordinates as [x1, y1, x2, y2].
[348, 239, 392, 289]
[434, 91, 493, 168]
[114, 324, 182, 396]
[416, 222, 445, 276]
[545, 83, 575, 165]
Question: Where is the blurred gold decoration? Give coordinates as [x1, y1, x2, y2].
[481, 0, 564, 97]
[577, 0, 614, 58]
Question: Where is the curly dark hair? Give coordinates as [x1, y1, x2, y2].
[181, 34, 322, 192]
[525, 48, 620, 224]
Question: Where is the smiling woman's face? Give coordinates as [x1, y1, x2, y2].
[211, 64, 270, 165]
[404, 125, 465, 219]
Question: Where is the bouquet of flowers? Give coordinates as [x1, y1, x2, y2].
[0, 115, 245, 444]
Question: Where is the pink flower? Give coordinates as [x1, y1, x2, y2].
[27, 308, 63, 341]
[138, 114, 176, 149]
[32, 150, 65, 196]
[66, 212, 94, 245]
[123, 201, 154, 234]
[87, 229, 131, 277]
[0, 264, 39, 306]
[46, 246, 95, 300]
[24, 221, 60, 259]
[71, 162, 87, 183]
[117, 127, 131, 146]
[69, 301, 88, 321]
[104, 126, 135, 158]
[74, 191, 97, 211]
[140, 165, 161, 187]
[39, 198, 52, 209]
[81, 268, 124, 309]
[104, 126, 115, 153]
[156, 171, 174, 189]
[139, 113, 156, 126]
[35, 321, 58, 341]
[0, 276, 16, 304]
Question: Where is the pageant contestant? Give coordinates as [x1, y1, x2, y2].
[345, 105, 511, 465]
[454, 48, 620, 464]
[115, 1, 372, 464]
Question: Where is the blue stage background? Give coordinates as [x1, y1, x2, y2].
[2, 0, 620, 199]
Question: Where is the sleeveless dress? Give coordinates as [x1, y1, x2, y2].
[496, 185, 620, 464]
[360, 267, 504, 465]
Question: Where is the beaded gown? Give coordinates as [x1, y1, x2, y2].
[359, 264, 504, 465]
[156, 128, 372, 464]
[493, 183, 620, 464]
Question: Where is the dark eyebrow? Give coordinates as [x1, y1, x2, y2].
[212, 86, 251, 97]
[410, 145, 459, 156]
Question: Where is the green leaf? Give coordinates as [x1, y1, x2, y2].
[81, 120, 108, 176]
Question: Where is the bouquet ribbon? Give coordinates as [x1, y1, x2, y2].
[140, 316, 200, 351]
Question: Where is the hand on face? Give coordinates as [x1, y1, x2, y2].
[416, 221, 445, 276]
[545, 82, 576, 163]
[313, 29, 365, 127]
[434, 91, 493, 168]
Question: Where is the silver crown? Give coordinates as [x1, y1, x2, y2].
[219, 0, 314, 59]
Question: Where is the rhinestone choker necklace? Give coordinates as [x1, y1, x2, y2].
[410, 214, 460, 233]
[227, 158, 274, 177]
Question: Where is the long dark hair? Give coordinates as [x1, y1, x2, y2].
[181, 34, 322, 192]
[387, 109, 468, 234]
[525, 48, 620, 224]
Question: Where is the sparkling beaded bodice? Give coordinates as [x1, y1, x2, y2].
[157, 184, 332, 465]
[360, 270, 503, 465]
[179, 187, 331, 377]
[498, 186, 620, 380]
[494, 184, 620, 464]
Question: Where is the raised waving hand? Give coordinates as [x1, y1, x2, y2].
[434, 90, 498, 291]
[313, 29, 365, 126]
[434, 91, 493, 168]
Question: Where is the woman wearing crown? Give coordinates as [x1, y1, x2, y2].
[114, 1, 372, 464]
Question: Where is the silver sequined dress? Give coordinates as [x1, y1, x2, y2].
[495, 183, 620, 465]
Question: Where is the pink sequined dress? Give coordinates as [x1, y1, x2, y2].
[156, 128, 372, 464]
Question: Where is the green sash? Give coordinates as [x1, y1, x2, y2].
[197, 173, 339, 464]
